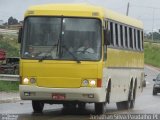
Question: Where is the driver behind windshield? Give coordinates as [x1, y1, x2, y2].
[77, 40, 94, 54]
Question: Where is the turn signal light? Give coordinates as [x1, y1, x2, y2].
[97, 78, 102, 87]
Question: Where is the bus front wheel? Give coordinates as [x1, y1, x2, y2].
[94, 102, 105, 115]
[32, 100, 44, 113]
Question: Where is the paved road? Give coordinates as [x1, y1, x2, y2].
[0, 66, 160, 120]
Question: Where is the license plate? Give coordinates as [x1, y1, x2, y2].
[52, 93, 65, 100]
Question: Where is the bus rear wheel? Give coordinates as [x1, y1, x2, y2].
[32, 100, 44, 113]
[95, 102, 105, 115]
[116, 84, 133, 110]
[130, 83, 137, 109]
[116, 100, 131, 110]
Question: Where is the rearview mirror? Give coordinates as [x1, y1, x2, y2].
[104, 29, 111, 45]
[18, 27, 22, 43]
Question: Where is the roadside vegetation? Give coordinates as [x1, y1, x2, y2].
[0, 81, 19, 92]
[0, 34, 19, 57]
[144, 42, 160, 67]
[0, 33, 19, 92]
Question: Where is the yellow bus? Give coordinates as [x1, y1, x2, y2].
[18, 4, 144, 114]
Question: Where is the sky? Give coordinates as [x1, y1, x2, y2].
[0, 0, 160, 32]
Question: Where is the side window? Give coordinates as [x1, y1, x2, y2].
[129, 27, 133, 49]
[105, 21, 107, 28]
[141, 31, 144, 50]
[109, 22, 114, 46]
[137, 30, 141, 50]
[120, 25, 123, 47]
[107, 20, 143, 51]
[132, 29, 135, 50]
[134, 29, 137, 50]
[125, 26, 128, 48]
[115, 23, 119, 46]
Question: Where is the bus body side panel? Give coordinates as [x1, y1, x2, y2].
[103, 48, 144, 103]
[103, 68, 143, 103]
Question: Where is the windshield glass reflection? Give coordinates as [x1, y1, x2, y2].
[22, 17, 102, 61]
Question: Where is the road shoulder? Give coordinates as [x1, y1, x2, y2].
[0, 92, 20, 103]
[145, 64, 160, 72]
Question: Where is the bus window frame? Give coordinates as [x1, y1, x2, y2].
[21, 16, 103, 62]
[105, 19, 144, 52]
[107, 21, 114, 46]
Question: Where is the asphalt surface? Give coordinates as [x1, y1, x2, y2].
[0, 65, 160, 120]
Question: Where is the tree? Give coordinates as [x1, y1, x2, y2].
[8, 16, 18, 25]
[145, 32, 160, 41]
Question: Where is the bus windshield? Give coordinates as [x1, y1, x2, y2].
[22, 17, 102, 61]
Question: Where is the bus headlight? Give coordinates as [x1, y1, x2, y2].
[30, 78, 36, 84]
[81, 79, 97, 87]
[23, 78, 29, 84]
[82, 80, 89, 86]
[90, 80, 96, 86]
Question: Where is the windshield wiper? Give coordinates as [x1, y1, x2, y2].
[39, 44, 58, 62]
[39, 55, 48, 62]
[61, 45, 81, 64]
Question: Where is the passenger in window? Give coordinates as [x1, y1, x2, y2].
[77, 40, 94, 54]
[24, 46, 36, 57]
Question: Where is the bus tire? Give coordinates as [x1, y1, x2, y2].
[95, 102, 105, 115]
[130, 99, 135, 109]
[106, 80, 111, 104]
[116, 100, 132, 110]
[116, 101, 129, 110]
[116, 82, 133, 110]
[116, 101, 123, 110]
[130, 81, 137, 109]
[32, 100, 44, 113]
[78, 103, 86, 110]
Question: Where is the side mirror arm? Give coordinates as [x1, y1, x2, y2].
[104, 28, 111, 45]
[18, 27, 22, 43]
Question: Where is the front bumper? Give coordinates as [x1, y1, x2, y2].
[153, 87, 160, 93]
[19, 85, 106, 103]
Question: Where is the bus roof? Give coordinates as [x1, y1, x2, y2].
[25, 4, 143, 29]
[104, 9, 143, 29]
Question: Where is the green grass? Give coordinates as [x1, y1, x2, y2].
[0, 81, 19, 92]
[0, 34, 19, 57]
[0, 34, 19, 92]
[144, 42, 160, 67]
